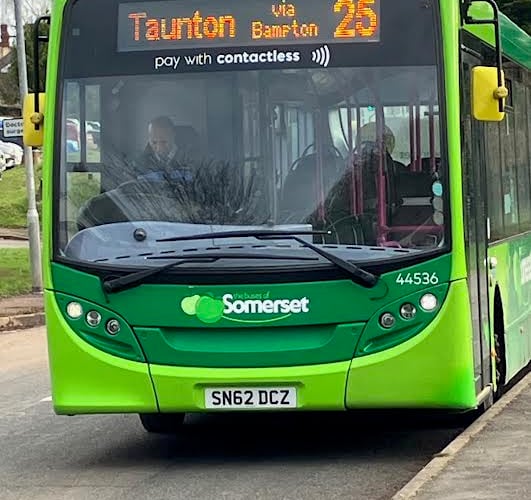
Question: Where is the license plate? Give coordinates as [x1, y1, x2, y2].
[204, 387, 297, 409]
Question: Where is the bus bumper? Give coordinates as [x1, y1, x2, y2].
[345, 280, 477, 409]
[150, 361, 350, 412]
[150, 281, 477, 412]
[45, 280, 477, 414]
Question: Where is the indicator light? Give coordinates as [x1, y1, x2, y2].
[86, 310, 102, 327]
[420, 293, 438, 312]
[106, 319, 121, 335]
[66, 302, 83, 319]
[399, 303, 417, 320]
[379, 312, 396, 329]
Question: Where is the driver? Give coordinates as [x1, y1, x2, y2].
[136, 116, 194, 183]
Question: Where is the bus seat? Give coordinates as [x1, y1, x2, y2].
[279, 146, 345, 222]
[407, 156, 441, 174]
[395, 170, 433, 199]
[390, 161, 439, 241]
[173, 125, 201, 158]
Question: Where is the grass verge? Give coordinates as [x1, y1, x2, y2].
[0, 248, 31, 298]
[0, 164, 42, 228]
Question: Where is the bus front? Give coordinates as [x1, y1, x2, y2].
[42, 0, 476, 429]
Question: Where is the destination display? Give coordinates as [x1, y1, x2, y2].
[118, 0, 380, 51]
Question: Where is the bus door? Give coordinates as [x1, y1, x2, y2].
[461, 51, 492, 396]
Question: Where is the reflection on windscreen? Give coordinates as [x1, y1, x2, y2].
[59, 66, 445, 264]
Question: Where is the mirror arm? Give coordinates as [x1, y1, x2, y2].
[461, 0, 504, 112]
[32, 15, 50, 130]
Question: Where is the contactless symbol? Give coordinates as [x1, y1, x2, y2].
[311, 45, 330, 68]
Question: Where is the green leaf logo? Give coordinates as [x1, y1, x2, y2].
[180, 295, 201, 315]
[196, 296, 224, 323]
[180, 295, 224, 324]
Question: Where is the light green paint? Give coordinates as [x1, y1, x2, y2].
[44, 290, 158, 414]
[488, 235, 531, 382]
[464, 2, 531, 69]
[151, 360, 352, 412]
[35, 0, 531, 416]
[347, 280, 477, 409]
[441, 0, 467, 282]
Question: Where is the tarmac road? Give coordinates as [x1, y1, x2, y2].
[0, 238, 28, 248]
[0, 326, 471, 500]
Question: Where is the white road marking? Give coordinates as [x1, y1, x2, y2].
[40, 396, 52, 402]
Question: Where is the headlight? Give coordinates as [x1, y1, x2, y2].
[86, 310, 102, 327]
[106, 319, 121, 335]
[399, 303, 417, 320]
[379, 312, 396, 329]
[420, 293, 438, 311]
[66, 301, 83, 319]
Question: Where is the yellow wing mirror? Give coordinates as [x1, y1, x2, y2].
[23, 93, 45, 147]
[471, 67, 508, 122]
[463, 0, 508, 122]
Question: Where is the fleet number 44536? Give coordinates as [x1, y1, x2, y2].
[395, 272, 439, 286]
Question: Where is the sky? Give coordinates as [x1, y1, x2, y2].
[1, 0, 51, 27]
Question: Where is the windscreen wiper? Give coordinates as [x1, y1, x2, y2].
[157, 230, 378, 288]
[102, 252, 319, 294]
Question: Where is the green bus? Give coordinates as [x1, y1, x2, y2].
[24, 0, 530, 432]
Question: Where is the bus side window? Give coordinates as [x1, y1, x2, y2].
[85, 85, 101, 164]
[64, 82, 81, 163]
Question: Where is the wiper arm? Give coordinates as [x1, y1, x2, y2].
[102, 252, 319, 294]
[157, 230, 378, 288]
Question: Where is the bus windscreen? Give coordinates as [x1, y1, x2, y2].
[57, 0, 445, 264]
[117, 0, 381, 52]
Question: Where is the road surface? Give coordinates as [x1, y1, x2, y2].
[0, 238, 28, 248]
[0, 326, 470, 500]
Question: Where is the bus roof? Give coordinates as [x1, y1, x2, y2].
[464, 3, 531, 69]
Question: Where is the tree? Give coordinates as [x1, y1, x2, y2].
[0, 21, 48, 105]
[2, 0, 51, 25]
[0, 0, 50, 105]
[498, 0, 531, 34]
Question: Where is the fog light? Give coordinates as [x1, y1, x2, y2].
[66, 302, 83, 319]
[379, 312, 396, 329]
[400, 303, 417, 320]
[86, 310, 102, 327]
[106, 319, 121, 335]
[420, 293, 438, 311]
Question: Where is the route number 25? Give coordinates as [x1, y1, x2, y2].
[334, 0, 378, 38]
[395, 272, 440, 286]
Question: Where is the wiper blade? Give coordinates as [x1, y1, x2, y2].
[157, 230, 378, 288]
[102, 252, 319, 294]
[158, 229, 327, 242]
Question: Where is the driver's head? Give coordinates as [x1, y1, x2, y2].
[148, 116, 176, 159]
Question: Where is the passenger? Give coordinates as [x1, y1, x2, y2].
[356, 122, 396, 155]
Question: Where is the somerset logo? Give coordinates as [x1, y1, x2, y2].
[180, 293, 310, 324]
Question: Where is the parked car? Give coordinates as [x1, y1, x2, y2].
[0, 140, 23, 169]
[0, 150, 6, 179]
